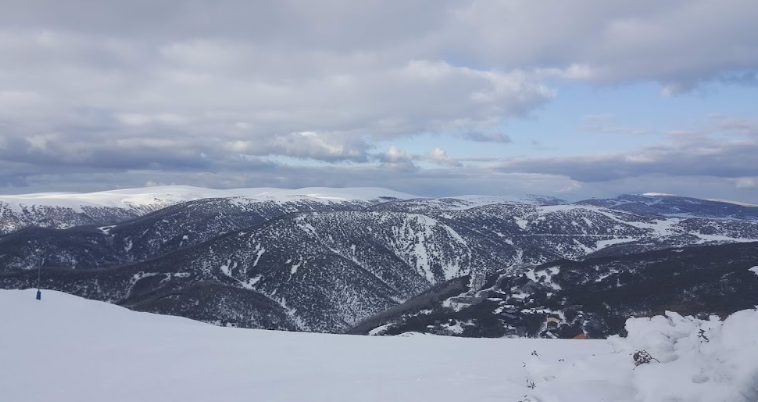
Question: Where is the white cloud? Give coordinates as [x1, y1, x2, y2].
[383, 146, 412, 163]
[734, 177, 757, 189]
[429, 148, 461, 167]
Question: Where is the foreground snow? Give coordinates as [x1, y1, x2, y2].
[1, 290, 756, 402]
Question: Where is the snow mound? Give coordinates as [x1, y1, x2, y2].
[529, 309, 758, 402]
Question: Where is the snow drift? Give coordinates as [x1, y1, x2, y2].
[530, 309, 758, 402]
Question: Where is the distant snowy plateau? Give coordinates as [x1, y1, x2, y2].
[1, 186, 758, 338]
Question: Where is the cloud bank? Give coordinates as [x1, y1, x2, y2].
[0, 0, 756, 201]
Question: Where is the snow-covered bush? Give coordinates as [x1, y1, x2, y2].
[527, 308, 758, 402]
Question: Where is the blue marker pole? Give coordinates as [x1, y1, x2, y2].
[36, 263, 42, 300]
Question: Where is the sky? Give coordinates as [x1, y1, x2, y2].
[0, 0, 757, 202]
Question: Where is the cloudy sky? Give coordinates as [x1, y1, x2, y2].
[1, 0, 757, 201]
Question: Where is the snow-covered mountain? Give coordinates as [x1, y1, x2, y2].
[1, 187, 758, 334]
[0, 185, 417, 234]
[2, 289, 756, 402]
[578, 193, 758, 221]
[355, 242, 758, 339]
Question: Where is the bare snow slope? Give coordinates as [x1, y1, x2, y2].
[0, 290, 603, 402]
[2, 290, 756, 402]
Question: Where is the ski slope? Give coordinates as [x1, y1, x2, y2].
[1, 290, 756, 402]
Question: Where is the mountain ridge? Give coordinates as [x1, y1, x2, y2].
[2, 188, 758, 336]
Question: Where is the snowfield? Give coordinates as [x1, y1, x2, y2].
[1, 290, 756, 402]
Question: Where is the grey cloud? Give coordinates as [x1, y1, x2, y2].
[3, 155, 757, 205]
[222, 132, 372, 163]
[495, 140, 758, 182]
[460, 131, 513, 143]
[581, 115, 651, 136]
[0, 28, 554, 172]
[707, 117, 758, 137]
[0, 1, 756, 197]
[0, 1, 454, 51]
[0, 161, 581, 200]
[442, 0, 758, 89]
[717, 71, 758, 87]
[2, 1, 755, 96]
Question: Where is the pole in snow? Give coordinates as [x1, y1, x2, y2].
[36, 263, 42, 300]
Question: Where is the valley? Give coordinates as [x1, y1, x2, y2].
[2, 187, 757, 337]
